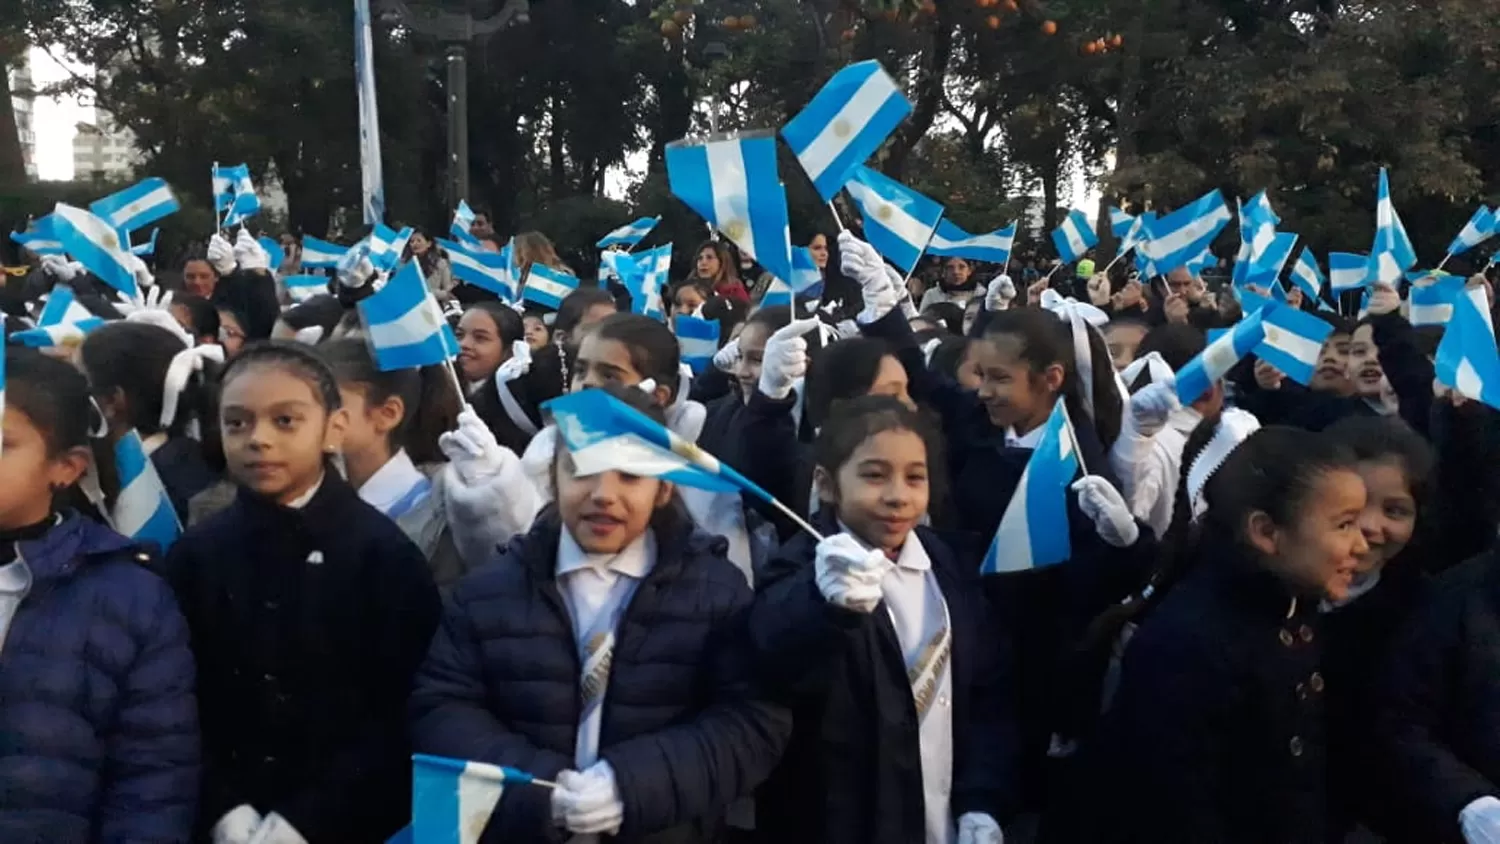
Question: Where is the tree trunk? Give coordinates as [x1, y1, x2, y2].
[0, 53, 27, 186]
[884, 20, 954, 179]
[1042, 161, 1060, 236]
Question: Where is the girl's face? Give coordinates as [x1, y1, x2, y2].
[819, 428, 929, 554]
[336, 385, 399, 471]
[555, 449, 673, 555]
[523, 315, 551, 351]
[0, 406, 88, 530]
[1348, 325, 1385, 398]
[1353, 458, 1417, 575]
[734, 322, 774, 401]
[695, 247, 721, 280]
[971, 334, 1061, 433]
[1105, 323, 1148, 372]
[219, 365, 348, 506]
[409, 232, 431, 256]
[963, 299, 983, 334]
[572, 333, 673, 409]
[943, 258, 973, 289]
[868, 355, 915, 411]
[455, 309, 507, 383]
[1249, 468, 1369, 601]
[218, 310, 247, 358]
[1312, 332, 1354, 395]
[673, 285, 707, 317]
[184, 259, 217, 298]
[808, 234, 829, 270]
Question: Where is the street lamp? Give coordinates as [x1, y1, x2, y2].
[373, 0, 530, 208]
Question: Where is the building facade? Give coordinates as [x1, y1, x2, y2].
[9, 54, 38, 180]
[72, 117, 141, 182]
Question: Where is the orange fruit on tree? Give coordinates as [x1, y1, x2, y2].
[1002, 0, 1018, 9]
[661, 20, 682, 38]
[1041, 19, 1057, 34]
[841, 27, 856, 40]
[921, 0, 937, 13]
[739, 14, 756, 28]
[1110, 33, 1123, 47]
[986, 14, 1000, 28]
[721, 16, 738, 29]
[672, 9, 690, 24]
[1082, 40, 1097, 54]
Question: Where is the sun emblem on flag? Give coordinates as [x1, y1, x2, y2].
[101, 230, 119, 251]
[1264, 324, 1281, 345]
[671, 438, 707, 465]
[722, 219, 748, 241]
[833, 118, 852, 139]
[875, 203, 894, 222]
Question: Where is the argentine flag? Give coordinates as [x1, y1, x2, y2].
[368, 224, 414, 272]
[1146, 190, 1232, 275]
[1118, 213, 1152, 256]
[1448, 205, 1496, 257]
[629, 243, 673, 320]
[1051, 209, 1097, 265]
[11, 220, 65, 256]
[130, 228, 160, 258]
[597, 216, 661, 250]
[1435, 287, 1500, 411]
[1368, 168, 1418, 285]
[13, 285, 105, 347]
[1328, 252, 1371, 293]
[1409, 273, 1465, 327]
[842, 165, 944, 274]
[89, 177, 179, 235]
[439, 239, 515, 301]
[927, 220, 1016, 266]
[283, 275, 329, 304]
[1175, 309, 1267, 404]
[759, 245, 823, 307]
[357, 261, 458, 371]
[666, 131, 794, 285]
[354, 0, 386, 225]
[675, 314, 721, 374]
[1109, 206, 1135, 238]
[113, 430, 182, 553]
[781, 60, 912, 201]
[1288, 247, 1325, 301]
[400, 755, 537, 844]
[1241, 231, 1298, 288]
[256, 236, 284, 271]
[212, 164, 251, 212]
[980, 401, 1079, 574]
[1256, 304, 1334, 386]
[301, 236, 348, 269]
[50, 203, 140, 297]
[522, 264, 580, 311]
[1233, 192, 1280, 286]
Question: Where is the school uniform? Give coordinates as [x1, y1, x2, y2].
[358, 449, 466, 586]
[0, 513, 199, 843]
[1093, 538, 1329, 844]
[471, 344, 567, 455]
[145, 432, 219, 523]
[748, 515, 1018, 844]
[163, 474, 442, 843]
[409, 512, 791, 843]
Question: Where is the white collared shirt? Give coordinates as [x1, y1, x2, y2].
[357, 449, 428, 517]
[1005, 424, 1045, 450]
[285, 474, 325, 510]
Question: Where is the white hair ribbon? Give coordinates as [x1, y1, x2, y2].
[160, 344, 226, 429]
[921, 337, 944, 367]
[1121, 351, 1176, 391]
[293, 325, 325, 345]
[1039, 288, 1114, 422]
[1186, 408, 1262, 520]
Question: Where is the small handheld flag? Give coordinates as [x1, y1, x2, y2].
[1175, 309, 1267, 404]
[1256, 304, 1334, 387]
[981, 401, 1079, 574]
[1051, 209, 1098, 265]
[406, 754, 554, 844]
[1368, 168, 1418, 285]
[49, 203, 140, 297]
[439, 239, 516, 302]
[89, 177, 180, 235]
[1434, 287, 1500, 411]
[1109, 207, 1135, 239]
[927, 220, 1016, 266]
[780, 60, 912, 201]
[1328, 252, 1371, 293]
[842, 165, 945, 274]
[620, 243, 672, 320]
[1409, 273, 1465, 327]
[283, 274, 329, 304]
[1288, 247, 1325, 301]
[301, 236, 348, 269]
[13, 284, 104, 348]
[113, 430, 182, 553]
[1145, 190, 1232, 275]
[522, 264, 580, 311]
[597, 216, 661, 250]
[674, 314, 721, 374]
[1447, 205, 1496, 258]
[357, 261, 459, 371]
[257, 237, 285, 272]
[666, 132, 794, 285]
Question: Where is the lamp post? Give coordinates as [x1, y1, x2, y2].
[373, 0, 530, 208]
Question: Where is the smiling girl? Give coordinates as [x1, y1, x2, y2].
[456, 301, 563, 454]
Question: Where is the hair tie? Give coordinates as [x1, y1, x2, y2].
[87, 397, 109, 439]
[161, 344, 226, 429]
[1186, 408, 1262, 520]
[293, 325, 325, 345]
[1039, 288, 1120, 423]
[1121, 351, 1176, 391]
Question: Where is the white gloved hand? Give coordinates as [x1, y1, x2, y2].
[986, 273, 1017, 311]
[245, 812, 308, 844]
[125, 252, 156, 289]
[713, 338, 742, 374]
[212, 805, 263, 844]
[814, 533, 892, 613]
[1072, 475, 1140, 548]
[116, 288, 195, 348]
[494, 340, 533, 384]
[234, 229, 271, 272]
[957, 812, 1005, 844]
[1128, 381, 1179, 438]
[1461, 796, 1500, 844]
[207, 233, 237, 276]
[838, 231, 900, 323]
[758, 318, 821, 400]
[439, 408, 510, 485]
[551, 769, 587, 826]
[560, 760, 625, 836]
[40, 254, 82, 283]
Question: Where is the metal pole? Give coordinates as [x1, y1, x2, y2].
[446, 43, 470, 207]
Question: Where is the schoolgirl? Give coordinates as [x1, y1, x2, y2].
[455, 300, 564, 454]
[409, 382, 788, 842]
[162, 341, 441, 844]
[0, 348, 199, 842]
[551, 286, 620, 385]
[750, 395, 1015, 844]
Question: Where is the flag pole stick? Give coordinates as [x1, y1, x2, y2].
[899, 216, 944, 293]
[763, 495, 826, 543]
[1101, 248, 1131, 275]
[1060, 402, 1091, 477]
[826, 200, 846, 234]
[1435, 251, 1453, 273]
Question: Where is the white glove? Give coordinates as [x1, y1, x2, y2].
[986, 273, 1017, 311]
[40, 254, 82, 283]
[551, 769, 586, 826]
[838, 231, 900, 323]
[439, 408, 510, 485]
[1461, 796, 1500, 844]
[957, 812, 1005, 844]
[559, 760, 625, 835]
[713, 338, 742, 373]
[116, 288, 195, 348]
[1128, 381, 1179, 438]
[125, 252, 155, 289]
[212, 805, 263, 844]
[1072, 475, 1140, 548]
[246, 812, 308, 844]
[814, 533, 892, 613]
[494, 340, 533, 384]
[207, 233, 237, 276]
[234, 229, 271, 272]
[758, 318, 820, 400]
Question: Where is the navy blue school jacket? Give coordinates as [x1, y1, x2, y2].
[163, 476, 441, 843]
[748, 518, 1019, 844]
[0, 514, 199, 843]
[409, 511, 791, 844]
[150, 435, 219, 523]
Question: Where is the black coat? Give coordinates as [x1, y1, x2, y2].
[1095, 541, 1329, 844]
[1375, 550, 1500, 843]
[163, 476, 442, 843]
[409, 513, 791, 844]
[748, 520, 1019, 844]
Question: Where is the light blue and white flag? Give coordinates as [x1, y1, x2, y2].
[439, 238, 516, 302]
[14, 285, 106, 347]
[666, 132, 794, 285]
[129, 228, 159, 258]
[1368, 168, 1418, 285]
[789, 245, 824, 298]
[354, 0, 386, 225]
[1242, 231, 1298, 288]
[1118, 213, 1151, 256]
[212, 164, 251, 212]
[628, 243, 673, 320]
[1328, 252, 1372, 293]
[675, 314, 721, 374]
[1146, 190, 1232, 275]
[301, 236, 348, 269]
[522, 264, 580, 311]
[368, 224, 414, 272]
[927, 219, 1016, 266]
[283, 274, 329, 304]
[1256, 303, 1334, 386]
[89, 177, 179, 236]
[759, 278, 794, 309]
[0, 350, 4, 456]
[1447, 205, 1496, 257]
[113, 430, 182, 552]
[11, 221, 65, 256]
[50, 203, 139, 297]
[597, 216, 661, 250]
[1185, 247, 1216, 278]
[257, 236, 284, 271]
[1232, 191, 1281, 286]
[38, 285, 97, 329]
[1408, 273, 1465, 327]
[1051, 209, 1097, 265]
[223, 190, 262, 228]
[357, 261, 458, 371]
[980, 400, 1079, 574]
[1288, 247, 1325, 301]
[842, 165, 945, 274]
[452, 200, 477, 240]
[1175, 309, 1267, 404]
[781, 60, 912, 201]
[1434, 286, 1500, 411]
[1109, 206, 1135, 239]
[407, 754, 536, 844]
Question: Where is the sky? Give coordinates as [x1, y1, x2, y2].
[27, 46, 91, 181]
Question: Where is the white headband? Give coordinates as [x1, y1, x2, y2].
[1121, 351, 1176, 391]
[161, 344, 226, 429]
[1186, 407, 1262, 519]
